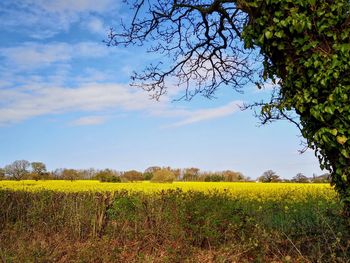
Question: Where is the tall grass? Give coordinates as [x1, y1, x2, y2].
[0, 187, 349, 262]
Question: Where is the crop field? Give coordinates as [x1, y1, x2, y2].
[0, 179, 336, 196]
[0, 181, 349, 262]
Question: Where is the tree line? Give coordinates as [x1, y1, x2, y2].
[0, 160, 330, 184]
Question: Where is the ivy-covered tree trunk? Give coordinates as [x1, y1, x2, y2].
[300, 113, 350, 215]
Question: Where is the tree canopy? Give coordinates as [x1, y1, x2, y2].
[258, 170, 280, 183]
[4, 160, 30, 180]
[108, 0, 350, 213]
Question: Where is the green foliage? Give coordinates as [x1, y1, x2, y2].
[242, 0, 350, 210]
[204, 174, 225, 182]
[143, 172, 154, 180]
[1, 189, 348, 261]
[95, 169, 121, 183]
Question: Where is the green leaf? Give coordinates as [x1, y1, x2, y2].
[275, 31, 284, 38]
[331, 129, 338, 136]
[337, 135, 348, 145]
[324, 106, 334, 115]
[265, 31, 273, 39]
[339, 44, 350, 53]
[340, 149, 350, 159]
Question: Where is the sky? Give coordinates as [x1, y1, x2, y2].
[0, 0, 325, 179]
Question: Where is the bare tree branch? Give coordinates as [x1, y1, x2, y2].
[106, 0, 258, 100]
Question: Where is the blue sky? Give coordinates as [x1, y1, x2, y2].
[0, 0, 324, 179]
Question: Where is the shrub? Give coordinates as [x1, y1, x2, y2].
[122, 170, 143, 182]
[151, 169, 176, 183]
[143, 172, 154, 180]
[95, 169, 121, 183]
[204, 174, 224, 182]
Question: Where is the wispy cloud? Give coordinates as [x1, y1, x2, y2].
[71, 115, 110, 126]
[0, 83, 161, 125]
[0, 42, 111, 70]
[0, 0, 118, 39]
[0, 74, 243, 127]
[85, 17, 108, 35]
[167, 101, 243, 127]
[40, 0, 115, 13]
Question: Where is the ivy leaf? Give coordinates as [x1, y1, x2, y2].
[265, 31, 273, 39]
[331, 129, 338, 136]
[337, 135, 348, 145]
[341, 149, 350, 159]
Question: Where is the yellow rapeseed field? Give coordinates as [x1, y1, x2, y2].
[0, 180, 337, 203]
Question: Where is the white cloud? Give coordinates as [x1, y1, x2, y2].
[0, 43, 71, 69]
[0, 42, 111, 70]
[0, 0, 119, 39]
[39, 0, 115, 13]
[0, 82, 163, 125]
[0, 77, 243, 127]
[71, 115, 109, 126]
[168, 101, 243, 127]
[86, 17, 107, 35]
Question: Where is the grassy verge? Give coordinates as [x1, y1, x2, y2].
[0, 189, 349, 262]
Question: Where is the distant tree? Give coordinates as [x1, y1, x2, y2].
[311, 173, 331, 183]
[123, 170, 143, 182]
[258, 170, 280, 183]
[61, 169, 81, 181]
[292, 173, 310, 183]
[0, 168, 5, 180]
[79, 168, 98, 180]
[143, 166, 161, 180]
[204, 173, 224, 182]
[222, 170, 246, 182]
[183, 167, 200, 181]
[171, 168, 181, 180]
[4, 160, 30, 180]
[144, 166, 161, 174]
[31, 162, 46, 174]
[95, 169, 121, 183]
[151, 169, 176, 183]
[30, 162, 48, 180]
[143, 172, 153, 181]
[51, 168, 64, 180]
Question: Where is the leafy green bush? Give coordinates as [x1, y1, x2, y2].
[95, 169, 121, 183]
[204, 174, 224, 182]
